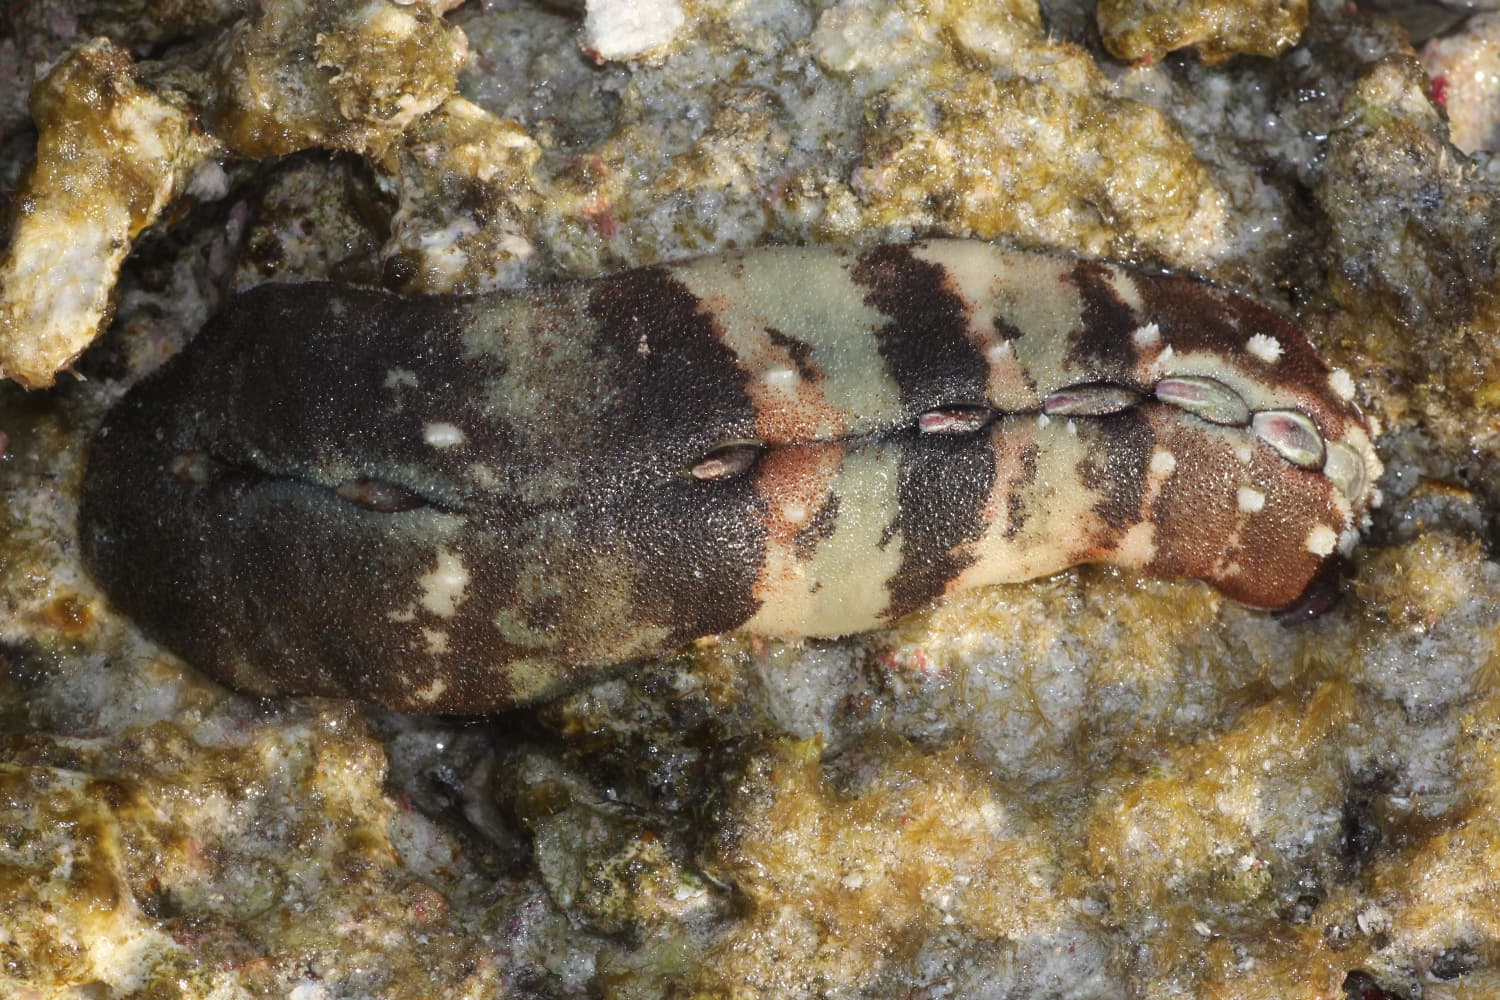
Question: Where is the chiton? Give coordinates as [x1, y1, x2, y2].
[79, 241, 1382, 713]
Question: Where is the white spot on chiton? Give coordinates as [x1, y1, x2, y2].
[423, 422, 466, 448]
[1234, 444, 1254, 465]
[986, 341, 1014, 362]
[1115, 520, 1158, 565]
[1105, 268, 1146, 313]
[1036, 413, 1051, 428]
[420, 547, 470, 618]
[1246, 333, 1283, 364]
[637, 333, 651, 356]
[1329, 368, 1357, 402]
[422, 627, 450, 654]
[384, 367, 419, 390]
[1149, 450, 1177, 476]
[416, 678, 448, 704]
[763, 366, 799, 391]
[1237, 486, 1266, 514]
[1066, 419, 1077, 435]
[1132, 322, 1161, 348]
[1305, 524, 1338, 557]
[784, 503, 809, 525]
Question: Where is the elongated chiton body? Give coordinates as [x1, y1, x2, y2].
[80, 242, 1381, 712]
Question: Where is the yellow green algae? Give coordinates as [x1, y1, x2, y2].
[1098, 0, 1309, 64]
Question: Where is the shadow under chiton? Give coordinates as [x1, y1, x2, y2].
[79, 241, 1382, 712]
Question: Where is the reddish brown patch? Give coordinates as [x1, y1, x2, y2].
[755, 444, 845, 554]
[1218, 446, 1340, 609]
[740, 327, 847, 444]
[582, 197, 618, 240]
[1132, 271, 1358, 439]
[1144, 408, 1341, 609]
[1141, 412, 1246, 585]
[41, 594, 94, 637]
[753, 443, 845, 604]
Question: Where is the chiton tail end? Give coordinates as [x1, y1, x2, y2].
[77, 284, 541, 713]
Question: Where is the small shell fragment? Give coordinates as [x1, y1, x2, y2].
[1322, 441, 1368, 502]
[1252, 410, 1326, 469]
[335, 478, 429, 513]
[688, 440, 764, 480]
[1041, 384, 1143, 417]
[917, 405, 994, 434]
[1154, 376, 1252, 427]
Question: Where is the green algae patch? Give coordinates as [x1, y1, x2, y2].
[1099, 0, 1308, 64]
